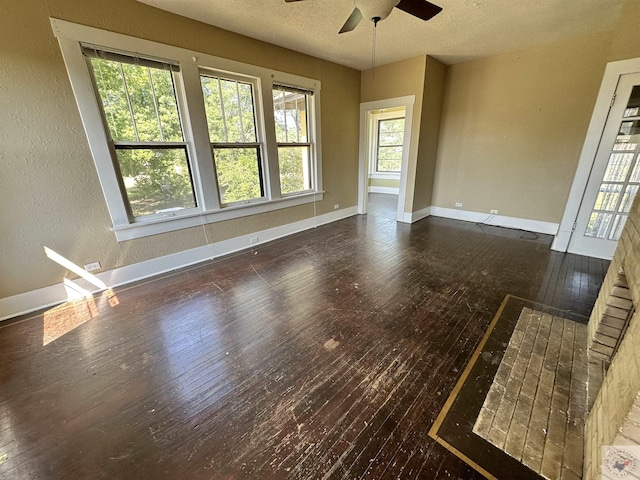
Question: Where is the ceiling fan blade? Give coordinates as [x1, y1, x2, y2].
[395, 0, 442, 21]
[339, 7, 363, 34]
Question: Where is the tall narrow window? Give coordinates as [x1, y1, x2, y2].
[272, 85, 313, 195]
[376, 118, 405, 173]
[201, 74, 263, 205]
[86, 49, 196, 219]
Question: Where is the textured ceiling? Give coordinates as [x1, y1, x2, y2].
[137, 0, 625, 70]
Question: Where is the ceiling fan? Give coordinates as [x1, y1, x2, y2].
[284, 0, 442, 33]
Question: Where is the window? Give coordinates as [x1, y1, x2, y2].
[272, 85, 313, 194]
[53, 19, 322, 241]
[376, 117, 405, 173]
[86, 49, 197, 219]
[201, 74, 264, 205]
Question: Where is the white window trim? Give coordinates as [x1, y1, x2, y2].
[50, 18, 323, 241]
[368, 110, 404, 178]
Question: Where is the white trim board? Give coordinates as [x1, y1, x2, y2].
[397, 206, 431, 224]
[410, 206, 431, 223]
[368, 186, 400, 195]
[430, 207, 559, 235]
[0, 207, 358, 322]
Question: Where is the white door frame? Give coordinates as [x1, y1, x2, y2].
[553, 57, 640, 256]
[358, 95, 415, 222]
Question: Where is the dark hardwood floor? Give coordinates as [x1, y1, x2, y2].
[0, 195, 608, 479]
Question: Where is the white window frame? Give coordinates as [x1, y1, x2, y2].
[51, 18, 323, 241]
[368, 110, 403, 180]
[272, 84, 316, 196]
[199, 69, 268, 206]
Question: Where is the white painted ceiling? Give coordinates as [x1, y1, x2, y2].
[137, 0, 626, 70]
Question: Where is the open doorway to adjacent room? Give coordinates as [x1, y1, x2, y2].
[358, 96, 414, 222]
[367, 107, 405, 218]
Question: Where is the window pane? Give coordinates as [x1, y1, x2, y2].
[377, 146, 403, 172]
[593, 183, 621, 211]
[115, 148, 195, 217]
[376, 118, 404, 172]
[624, 86, 640, 117]
[90, 58, 183, 142]
[378, 118, 405, 146]
[213, 147, 263, 204]
[585, 212, 613, 238]
[620, 184, 639, 213]
[609, 214, 627, 241]
[278, 146, 311, 194]
[201, 75, 257, 143]
[273, 89, 308, 143]
[629, 158, 640, 183]
[603, 153, 634, 181]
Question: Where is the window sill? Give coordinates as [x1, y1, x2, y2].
[369, 172, 401, 179]
[112, 191, 324, 241]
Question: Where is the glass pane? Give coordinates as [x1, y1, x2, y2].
[625, 107, 640, 118]
[377, 146, 403, 172]
[609, 214, 627, 241]
[629, 158, 640, 182]
[619, 184, 639, 213]
[213, 147, 263, 204]
[593, 183, 621, 211]
[612, 136, 638, 151]
[585, 212, 613, 238]
[201, 76, 257, 143]
[378, 118, 405, 146]
[90, 58, 183, 142]
[616, 121, 640, 152]
[273, 89, 308, 143]
[624, 86, 640, 117]
[278, 146, 311, 194]
[603, 153, 634, 181]
[115, 148, 195, 217]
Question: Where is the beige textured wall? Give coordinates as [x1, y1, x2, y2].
[0, 0, 360, 298]
[369, 178, 400, 189]
[606, 0, 640, 63]
[413, 56, 446, 212]
[432, 31, 611, 223]
[361, 56, 426, 214]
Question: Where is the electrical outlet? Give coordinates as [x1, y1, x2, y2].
[490, 209, 499, 215]
[84, 261, 101, 272]
[334, 204, 339, 210]
[249, 237, 259, 245]
[455, 202, 463, 208]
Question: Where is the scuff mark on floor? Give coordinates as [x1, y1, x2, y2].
[323, 338, 340, 350]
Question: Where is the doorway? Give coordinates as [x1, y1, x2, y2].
[358, 96, 415, 222]
[570, 74, 640, 258]
[367, 107, 405, 218]
[554, 59, 640, 259]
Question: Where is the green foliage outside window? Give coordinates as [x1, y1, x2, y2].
[376, 118, 404, 172]
[91, 55, 315, 213]
[91, 57, 195, 216]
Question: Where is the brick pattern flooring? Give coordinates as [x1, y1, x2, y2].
[473, 308, 588, 480]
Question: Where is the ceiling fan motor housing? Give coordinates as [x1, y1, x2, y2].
[354, 0, 400, 22]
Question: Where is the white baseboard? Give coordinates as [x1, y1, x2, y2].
[397, 206, 430, 224]
[0, 206, 358, 321]
[411, 206, 431, 223]
[551, 229, 571, 252]
[368, 186, 400, 195]
[430, 207, 559, 235]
